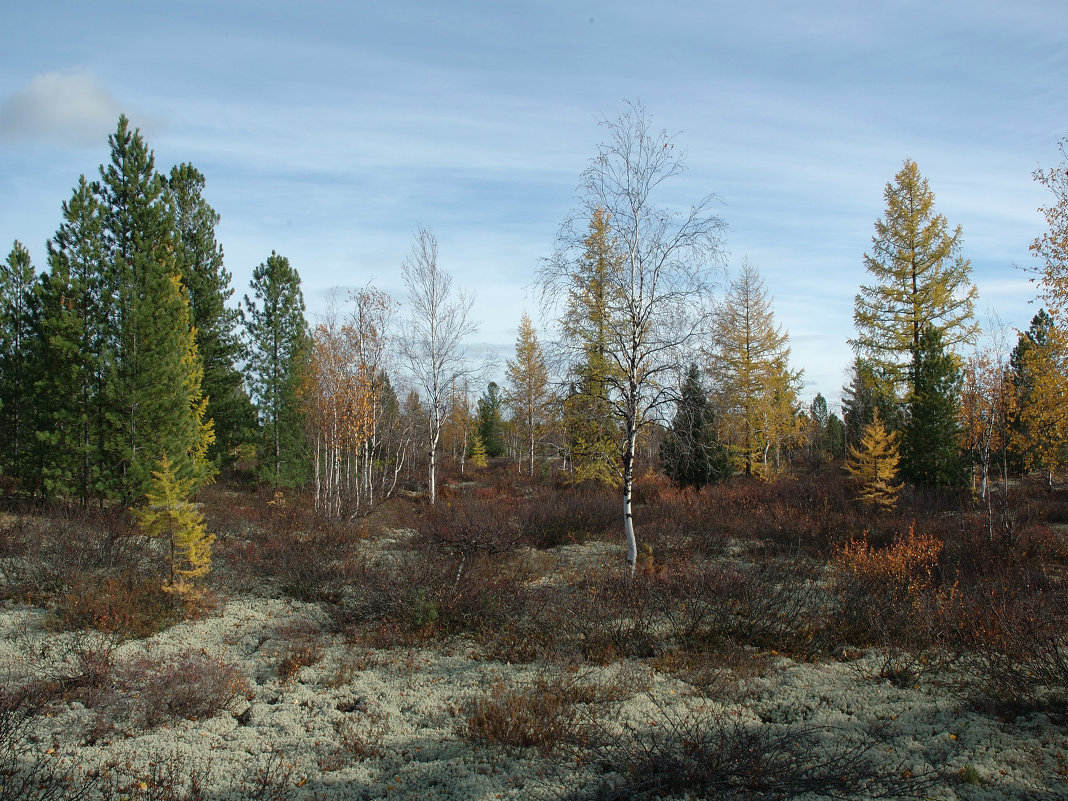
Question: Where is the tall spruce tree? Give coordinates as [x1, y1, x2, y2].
[97, 115, 213, 500]
[660, 363, 729, 488]
[244, 251, 309, 486]
[37, 177, 109, 501]
[901, 325, 965, 487]
[851, 159, 978, 396]
[0, 241, 39, 488]
[475, 382, 505, 458]
[166, 163, 254, 466]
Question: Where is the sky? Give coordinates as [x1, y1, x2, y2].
[2, 1, 1066, 410]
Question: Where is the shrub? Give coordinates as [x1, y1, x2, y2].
[518, 488, 619, 549]
[117, 650, 251, 727]
[831, 525, 950, 684]
[566, 695, 935, 801]
[460, 675, 587, 755]
[50, 574, 180, 639]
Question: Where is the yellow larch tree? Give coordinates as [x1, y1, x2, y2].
[136, 453, 215, 601]
[844, 411, 902, 511]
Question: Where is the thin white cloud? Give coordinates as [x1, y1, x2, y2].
[0, 72, 124, 146]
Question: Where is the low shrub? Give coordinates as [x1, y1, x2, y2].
[518, 488, 619, 549]
[49, 574, 180, 639]
[830, 525, 950, 685]
[566, 695, 936, 801]
[460, 675, 588, 755]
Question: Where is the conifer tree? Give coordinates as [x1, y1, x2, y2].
[660, 363, 729, 488]
[476, 382, 505, 458]
[468, 431, 488, 469]
[136, 453, 214, 601]
[707, 260, 801, 478]
[844, 411, 902, 510]
[505, 312, 550, 475]
[901, 326, 965, 487]
[842, 357, 902, 451]
[1010, 313, 1068, 486]
[852, 159, 978, 395]
[0, 241, 38, 487]
[37, 177, 108, 501]
[166, 163, 254, 465]
[97, 115, 213, 500]
[244, 251, 309, 486]
[560, 207, 622, 485]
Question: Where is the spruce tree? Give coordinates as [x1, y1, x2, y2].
[97, 115, 213, 500]
[901, 326, 965, 487]
[37, 177, 108, 501]
[660, 363, 729, 488]
[166, 163, 254, 466]
[476, 381, 505, 458]
[0, 241, 39, 489]
[244, 251, 309, 486]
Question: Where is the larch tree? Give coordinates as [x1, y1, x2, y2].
[1010, 313, 1068, 487]
[844, 410, 902, 511]
[166, 163, 254, 466]
[851, 159, 978, 396]
[244, 251, 309, 486]
[97, 115, 213, 500]
[505, 312, 551, 476]
[399, 228, 478, 505]
[136, 452, 215, 602]
[707, 260, 801, 479]
[560, 206, 623, 486]
[0, 241, 38, 487]
[540, 100, 726, 573]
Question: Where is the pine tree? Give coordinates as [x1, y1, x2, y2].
[97, 115, 213, 500]
[505, 312, 550, 476]
[166, 163, 254, 466]
[707, 260, 801, 478]
[844, 411, 902, 510]
[0, 241, 39, 488]
[37, 177, 108, 501]
[244, 251, 309, 486]
[852, 159, 978, 395]
[660, 363, 730, 488]
[136, 453, 214, 601]
[901, 326, 965, 487]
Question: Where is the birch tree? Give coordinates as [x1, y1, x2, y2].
[540, 100, 725, 573]
[400, 228, 478, 505]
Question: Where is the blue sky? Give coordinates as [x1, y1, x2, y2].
[2, 1, 1066, 408]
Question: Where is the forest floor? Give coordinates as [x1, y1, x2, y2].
[2, 474, 1068, 800]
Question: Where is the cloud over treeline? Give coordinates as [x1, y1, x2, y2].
[0, 72, 124, 146]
